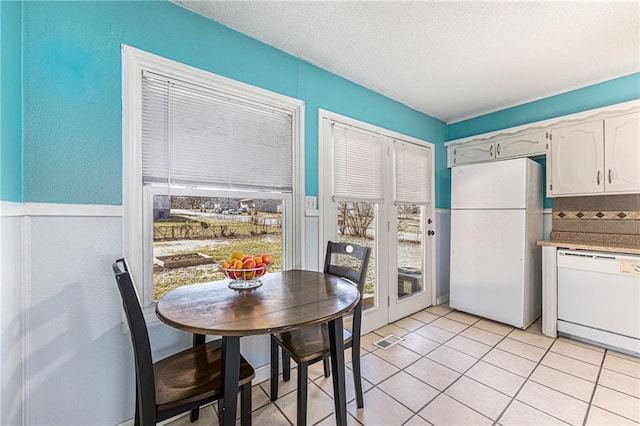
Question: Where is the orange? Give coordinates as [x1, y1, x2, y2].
[231, 251, 243, 261]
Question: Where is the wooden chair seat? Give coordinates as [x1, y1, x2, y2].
[272, 324, 353, 363]
[154, 340, 254, 410]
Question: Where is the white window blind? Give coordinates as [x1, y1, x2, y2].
[332, 123, 385, 203]
[141, 71, 293, 192]
[395, 140, 432, 205]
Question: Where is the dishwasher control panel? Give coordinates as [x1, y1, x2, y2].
[558, 249, 640, 276]
[620, 262, 640, 275]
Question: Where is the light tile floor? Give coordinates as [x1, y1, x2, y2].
[166, 305, 640, 425]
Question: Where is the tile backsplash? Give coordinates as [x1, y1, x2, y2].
[552, 194, 640, 235]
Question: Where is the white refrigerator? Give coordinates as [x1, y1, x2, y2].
[449, 158, 543, 328]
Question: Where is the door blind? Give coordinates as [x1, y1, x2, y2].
[332, 123, 385, 203]
[395, 140, 432, 205]
[141, 71, 293, 192]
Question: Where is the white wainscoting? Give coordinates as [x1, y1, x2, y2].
[25, 215, 128, 425]
[0, 213, 24, 426]
[0, 202, 285, 425]
[435, 209, 451, 305]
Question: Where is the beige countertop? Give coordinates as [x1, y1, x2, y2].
[537, 239, 640, 255]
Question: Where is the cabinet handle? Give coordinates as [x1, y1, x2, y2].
[608, 169, 612, 184]
[489, 145, 493, 157]
[597, 170, 601, 185]
[497, 143, 501, 156]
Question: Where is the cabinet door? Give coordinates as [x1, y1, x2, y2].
[550, 121, 604, 196]
[495, 131, 547, 159]
[452, 141, 494, 165]
[605, 113, 640, 193]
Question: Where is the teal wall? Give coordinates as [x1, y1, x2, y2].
[17, 1, 447, 207]
[11, 0, 638, 209]
[448, 73, 640, 140]
[1, 0, 23, 202]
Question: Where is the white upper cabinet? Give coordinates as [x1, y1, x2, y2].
[604, 113, 640, 193]
[495, 131, 547, 159]
[449, 132, 547, 166]
[548, 113, 640, 197]
[446, 100, 640, 197]
[452, 141, 495, 165]
[549, 121, 604, 196]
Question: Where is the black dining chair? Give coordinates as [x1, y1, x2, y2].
[269, 242, 371, 425]
[112, 258, 255, 426]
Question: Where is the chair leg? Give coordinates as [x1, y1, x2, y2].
[189, 407, 200, 422]
[189, 333, 205, 422]
[352, 344, 364, 408]
[283, 352, 291, 382]
[134, 385, 140, 426]
[241, 383, 252, 426]
[270, 339, 279, 401]
[297, 363, 308, 426]
[323, 358, 331, 378]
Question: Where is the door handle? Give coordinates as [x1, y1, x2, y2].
[427, 230, 435, 236]
[597, 170, 601, 185]
[489, 145, 493, 157]
[427, 218, 432, 224]
[608, 169, 612, 184]
[497, 143, 501, 156]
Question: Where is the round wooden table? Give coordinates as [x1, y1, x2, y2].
[156, 270, 360, 426]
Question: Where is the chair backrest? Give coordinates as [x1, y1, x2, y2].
[323, 242, 371, 339]
[112, 258, 157, 425]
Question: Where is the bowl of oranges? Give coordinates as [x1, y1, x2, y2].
[220, 251, 273, 290]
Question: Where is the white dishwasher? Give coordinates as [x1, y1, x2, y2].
[557, 249, 640, 355]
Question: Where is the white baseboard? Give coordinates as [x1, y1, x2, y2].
[436, 293, 450, 306]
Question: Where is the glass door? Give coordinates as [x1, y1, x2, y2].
[388, 203, 434, 322]
[319, 111, 435, 333]
[335, 201, 378, 315]
[387, 140, 434, 322]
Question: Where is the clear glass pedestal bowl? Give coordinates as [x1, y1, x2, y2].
[220, 265, 269, 290]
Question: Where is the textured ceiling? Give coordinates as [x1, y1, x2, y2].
[173, 1, 640, 123]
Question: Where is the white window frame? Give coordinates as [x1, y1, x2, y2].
[122, 45, 305, 317]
